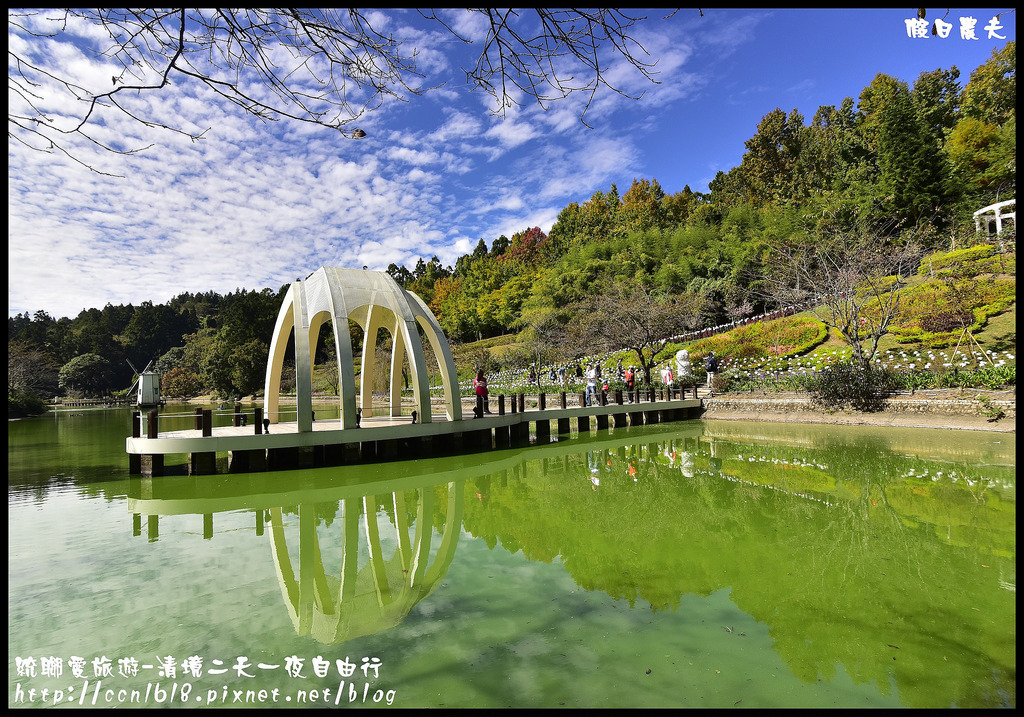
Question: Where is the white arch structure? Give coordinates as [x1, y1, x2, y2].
[264, 267, 462, 430]
[973, 199, 1015, 237]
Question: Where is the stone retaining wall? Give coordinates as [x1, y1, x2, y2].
[702, 391, 1015, 421]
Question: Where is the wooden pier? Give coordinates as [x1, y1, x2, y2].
[127, 389, 704, 476]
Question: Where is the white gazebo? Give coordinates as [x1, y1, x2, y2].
[974, 199, 1015, 237]
[263, 267, 462, 431]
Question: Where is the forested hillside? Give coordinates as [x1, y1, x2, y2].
[9, 42, 1015, 414]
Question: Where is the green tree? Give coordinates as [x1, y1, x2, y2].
[181, 329, 232, 397]
[229, 339, 269, 396]
[408, 256, 451, 305]
[386, 262, 413, 286]
[911, 66, 962, 145]
[869, 78, 949, 225]
[739, 108, 806, 205]
[546, 202, 587, 256]
[218, 289, 280, 348]
[118, 300, 193, 368]
[490, 234, 511, 258]
[961, 41, 1015, 125]
[472, 238, 489, 260]
[58, 353, 114, 396]
[706, 167, 747, 216]
[945, 116, 1010, 192]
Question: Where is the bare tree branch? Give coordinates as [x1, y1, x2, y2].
[764, 229, 922, 366]
[423, 8, 663, 128]
[9, 8, 686, 168]
[570, 281, 705, 385]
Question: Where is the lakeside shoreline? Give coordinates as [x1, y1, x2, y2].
[35, 389, 1016, 433]
[700, 389, 1015, 433]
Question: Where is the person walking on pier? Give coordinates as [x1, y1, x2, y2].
[586, 363, 600, 406]
[625, 365, 636, 402]
[474, 370, 491, 414]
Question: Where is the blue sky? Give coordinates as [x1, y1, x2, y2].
[7, 8, 1016, 319]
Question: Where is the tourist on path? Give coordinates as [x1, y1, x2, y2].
[704, 351, 718, 397]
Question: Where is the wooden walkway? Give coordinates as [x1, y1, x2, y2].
[127, 391, 704, 476]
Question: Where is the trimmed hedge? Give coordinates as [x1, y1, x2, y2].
[917, 244, 997, 275]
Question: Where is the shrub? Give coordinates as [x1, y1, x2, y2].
[888, 370, 934, 392]
[945, 364, 1016, 390]
[918, 311, 973, 334]
[808, 361, 894, 412]
[675, 373, 697, 389]
[9, 390, 48, 418]
[710, 373, 732, 393]
[683, 315, 827, 362]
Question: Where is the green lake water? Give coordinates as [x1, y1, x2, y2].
[8, 405, 1015, 708]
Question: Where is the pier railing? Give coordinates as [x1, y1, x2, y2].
[135, 384, 700, 439]
[127, 383, 705, 478]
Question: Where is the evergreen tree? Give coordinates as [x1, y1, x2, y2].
[874, 80, 949, 225]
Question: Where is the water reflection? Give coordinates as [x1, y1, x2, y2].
[127, 464, 468, 645]
[117, 421, 1013, 707]
[267, 483, 461, 644]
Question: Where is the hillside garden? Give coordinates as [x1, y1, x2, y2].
[456, 242, 1015, 412]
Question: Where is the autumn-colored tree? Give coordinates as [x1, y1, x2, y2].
[617, 178, 669, 235]
[161, 367, 203, 398]
[504, 226, 548, 265]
